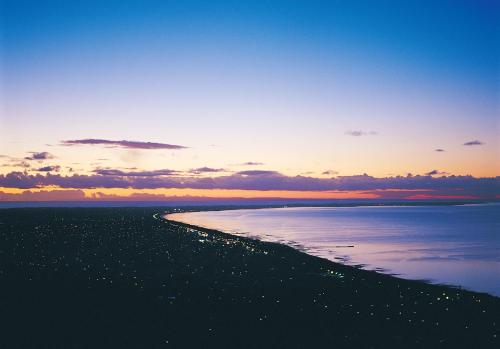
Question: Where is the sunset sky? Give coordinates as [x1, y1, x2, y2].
[1, 0, 499, 201]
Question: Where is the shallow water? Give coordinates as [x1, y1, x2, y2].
[168, 203, 500, 296]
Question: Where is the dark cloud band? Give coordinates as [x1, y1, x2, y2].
[0, 171, 498, 199]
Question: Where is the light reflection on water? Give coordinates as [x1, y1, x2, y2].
[167, 203, 500, 296]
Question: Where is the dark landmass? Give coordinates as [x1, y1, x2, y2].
[0, 199, 495, 209]
[0, 207, 498, 348]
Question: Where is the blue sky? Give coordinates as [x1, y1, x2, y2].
[0, 0, 498, 200]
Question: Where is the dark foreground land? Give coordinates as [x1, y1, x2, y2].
[0, 208, 499, 348]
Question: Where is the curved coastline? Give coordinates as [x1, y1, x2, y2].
[164, 211, 424, 284]
[164, 205, 500, 298]
[160, 206, 500, 347]
[1, 207, 499, 348]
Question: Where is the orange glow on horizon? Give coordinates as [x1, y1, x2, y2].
[0, 186, 384, 200]
[0, 187, 486, 202]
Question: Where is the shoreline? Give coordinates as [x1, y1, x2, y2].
[163, 211, 497, 299]
[1, 207, 499, 347]
[164, 205, 500, 298]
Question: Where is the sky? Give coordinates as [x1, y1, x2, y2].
[1, 0, 499, 201]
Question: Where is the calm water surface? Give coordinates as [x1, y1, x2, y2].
[168, 203, 500, 296]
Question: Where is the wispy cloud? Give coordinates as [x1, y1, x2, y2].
[189, 167, 226, 174]
[61, 139, 187, 150]
[24, 152, 55, 160]
[10, 161, 30, 168]
[93, 168, 178, 176]
[434, 149, 445, 152]
[236, 170, 280, 176]
[463, 140, 484, 146]
[322, 170, 339, 176]
[239, 162, 264, 166]
[345, 130, 378, 137]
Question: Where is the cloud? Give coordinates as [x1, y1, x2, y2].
[61, 139, 187, 150]
[0, 189, 87, 201]
[0, 171, 498, 200]
[36, 165, 61, 172]
[11, 161, 31, 168]
[322, 170, 339, 176]
[463, 140, 484, 146]
[25, 152, 55, 160]
[190, 167, 226, 174]
[425, 170, 448, 176]
[236, 170, 281, 176]
[345, 130, 378, 137]
[240, 162, 264, 166]
[434, 149, 445, 152]
[93, 169, 178, 176]
[1, 156, 32, 168]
